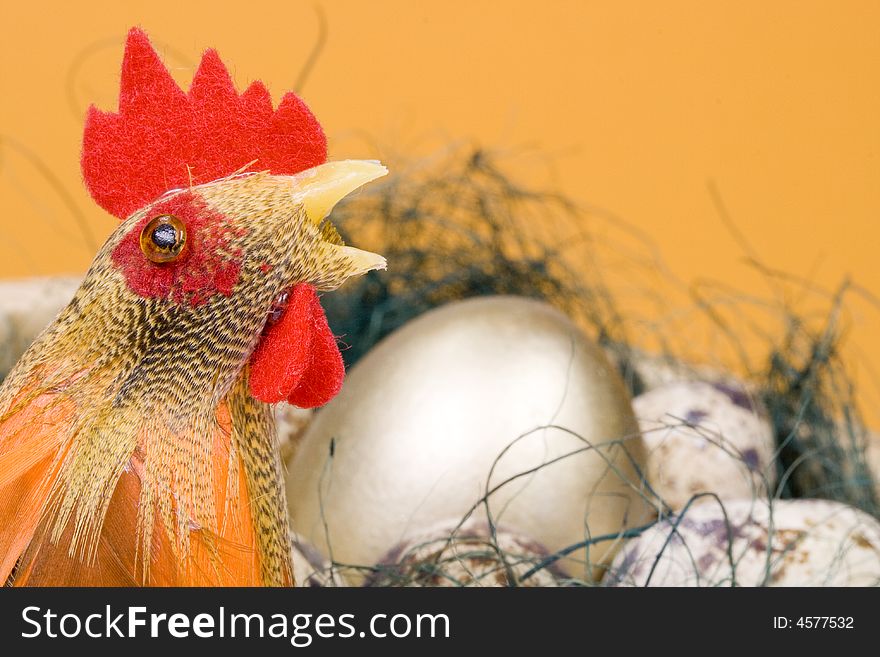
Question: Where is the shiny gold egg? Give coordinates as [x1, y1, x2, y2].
[287, 296, 654, 582]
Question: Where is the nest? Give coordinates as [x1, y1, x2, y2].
[321, 145, 879, 571]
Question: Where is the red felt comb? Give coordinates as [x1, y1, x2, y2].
[81, 27, 327, 219]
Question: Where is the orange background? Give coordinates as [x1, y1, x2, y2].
[1, 1, 878, 424]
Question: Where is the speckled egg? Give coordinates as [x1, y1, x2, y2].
[633, 381, 776, 510]
[291, 532, 347, 587]
[287, 296, 653, 581]
[363, 519, 566, 587]
[606, 498, 880, 586]
[0, 276, 80, 380]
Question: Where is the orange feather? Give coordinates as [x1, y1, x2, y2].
[0, 388, 74, 583]
[3, 392, 265, 586]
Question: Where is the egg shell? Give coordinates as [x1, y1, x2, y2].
[633, 381, 777, 510]
[274, 403, 314, 464]
[364, 518, 565, 587]
[606, 498, 880, 586]
[0, 276, 80, 380]
[287, 296, 653, 581]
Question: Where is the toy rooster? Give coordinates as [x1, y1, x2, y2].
[0, 28, 386, 586]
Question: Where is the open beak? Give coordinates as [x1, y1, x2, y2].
[291, 160, 388, 279]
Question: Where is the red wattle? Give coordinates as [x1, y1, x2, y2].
[249, 284, 345, 408]
[249, 285, 315, 404]
[287, 295, 346, 409]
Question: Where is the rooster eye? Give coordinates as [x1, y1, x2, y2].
[140, 214, 187, 263]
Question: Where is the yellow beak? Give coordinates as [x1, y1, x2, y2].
[292, 160, 389, 277]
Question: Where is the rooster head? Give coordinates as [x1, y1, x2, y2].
[76, 27, 386, 410]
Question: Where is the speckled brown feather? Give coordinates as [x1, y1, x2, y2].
[0, 166, 386, 585]
[227, 369, 293, 585]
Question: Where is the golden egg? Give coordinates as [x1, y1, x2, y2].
[287, 296, 653, 582]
